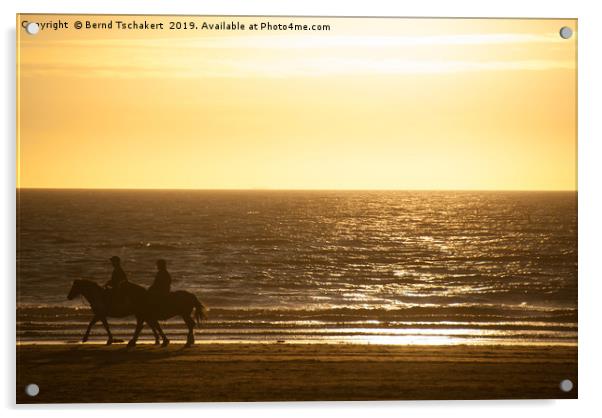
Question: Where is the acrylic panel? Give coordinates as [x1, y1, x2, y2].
[16, 15, 577, 403]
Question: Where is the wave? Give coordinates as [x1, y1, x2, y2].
[17, 304, 577, 324]
[96, 241, 181, 251]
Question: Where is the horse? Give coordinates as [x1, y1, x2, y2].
[129, 289, 209, 348]
[67, 279, 162, 345]
[67, 279, 209, 348]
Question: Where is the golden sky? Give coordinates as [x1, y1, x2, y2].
[17, 16, 577, 190]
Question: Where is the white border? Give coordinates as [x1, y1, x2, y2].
[3, 1, 601, 417]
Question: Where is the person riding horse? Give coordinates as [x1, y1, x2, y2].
[148, 259, 172, 314]
[104, 256, 129, 311]
[67, 257, 208, 347]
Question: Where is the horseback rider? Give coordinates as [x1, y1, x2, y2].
[104, 256, 129, 311]
[148, 259, 172, 313]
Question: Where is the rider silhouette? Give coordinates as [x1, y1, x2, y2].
[104, 256, 129, 311]
[105, 256, 128, 288]
[148, 259, 171, 312]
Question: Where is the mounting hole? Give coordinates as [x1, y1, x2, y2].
[25, 383, 39, 397]
[25, 22, 40, 35]
[559, 379, 574, 392]
[559, 26, 573, 39]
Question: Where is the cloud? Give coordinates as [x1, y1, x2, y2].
[19, 57, 575, 80]
[19, 31, 574, 79]
[21, 32, 563, 50]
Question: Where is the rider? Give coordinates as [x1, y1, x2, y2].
[148, 259, 172, 313]
[104, 256, 129, 311]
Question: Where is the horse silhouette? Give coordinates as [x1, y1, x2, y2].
[67, 279, 208, 347]
[67, 279, 162, 345]
[133, 288, 208, 347]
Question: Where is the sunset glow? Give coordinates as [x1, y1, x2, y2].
[17, 16, 577, 190]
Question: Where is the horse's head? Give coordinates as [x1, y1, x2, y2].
[67, 280, 83, 300]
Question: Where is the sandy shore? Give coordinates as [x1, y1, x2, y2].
[16, 343, 577, 403]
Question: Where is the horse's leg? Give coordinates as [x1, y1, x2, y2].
[183, 315, 195, 347]
[147, 320, 161, 345]
[82, 316, 98, 343]
[150, 320, 169, 347]
[127, 318, 144, 348]
[100, 317, 114, 345]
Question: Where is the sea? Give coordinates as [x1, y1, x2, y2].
[16, 189, 577, 346]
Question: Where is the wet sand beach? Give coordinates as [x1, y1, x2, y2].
[16, 343, 577, 403]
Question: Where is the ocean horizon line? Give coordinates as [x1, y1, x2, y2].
[16, 187, 578, 192]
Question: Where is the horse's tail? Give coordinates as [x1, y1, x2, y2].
[192, 295, 208, 327]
